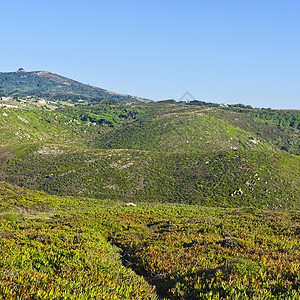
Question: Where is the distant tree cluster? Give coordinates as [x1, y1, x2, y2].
[249, 109, 300, 130]
[229, 103, 253, 109]
[60, 101, 145, 127]
[158, 99, 220, 107]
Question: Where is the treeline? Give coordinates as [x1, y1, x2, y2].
[247, 109, 300, 130]
[228, 107, 300, 131]
[158, 99, 220, 107]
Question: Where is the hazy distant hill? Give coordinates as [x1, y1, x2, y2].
[0, 69, 150, 103]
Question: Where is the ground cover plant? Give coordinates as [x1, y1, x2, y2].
[106, 205, 300, 299]
[0, 183, 299, 299]
[0, 182, 158, 299]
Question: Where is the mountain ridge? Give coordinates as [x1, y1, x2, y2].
[0, 69, 151, 103]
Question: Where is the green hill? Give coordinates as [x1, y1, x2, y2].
[0, 69, 150, 103]
[0, 102, 298, 154]
[1, 144, 299, 209]
[0, 102, 299, 209]
[91, 103, 299, 155]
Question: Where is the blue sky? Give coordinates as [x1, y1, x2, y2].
[1, 0, 299, 109]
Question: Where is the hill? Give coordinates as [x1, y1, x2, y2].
[78, 103, 298, 155]
[0, 69, 150, 103]
[0, 102, 298, 154]
[1, 144, 299, 209]
[92, 104, 287, 153]
[0, 102, 299, 209]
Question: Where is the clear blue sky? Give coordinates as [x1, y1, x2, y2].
[1, 0, 299, 109]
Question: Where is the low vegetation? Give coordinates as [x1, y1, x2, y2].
[1, 145, 299, 209]
[0, 97, 299, 299]
[0, 182, 299, 299]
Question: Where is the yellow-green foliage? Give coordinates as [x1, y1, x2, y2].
[106, 205, 300, 299]
[0, 183, 299, 299]
[0, 184, 157, 299]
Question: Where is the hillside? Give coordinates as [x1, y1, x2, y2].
[0, 102, 298, 153]
[0, 144, 299, 209]
[93, 104, 292, 153]
[64, 103, 299, 155]
[0, 181, 299, 299]
[0, 96, 299, 299]
[0, 69, 150, 103]
[0, 182, 157, 299]
[0, 102, 299, 209]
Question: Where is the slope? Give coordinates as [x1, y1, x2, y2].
[1, 182, 299, 299]
[1, 144, 299, 209]
[0, 70, 150, 103]
[93, 103, 299, 154]
[0, 181, 157, 299]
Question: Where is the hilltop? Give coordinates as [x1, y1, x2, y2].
[0, 69, 150, 103]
